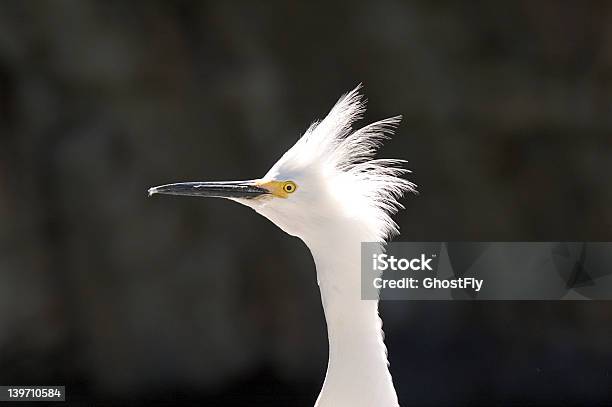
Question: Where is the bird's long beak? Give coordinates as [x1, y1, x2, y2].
[148, 180, 270, 199]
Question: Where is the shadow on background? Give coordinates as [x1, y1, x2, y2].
[0, 1, 611, 405]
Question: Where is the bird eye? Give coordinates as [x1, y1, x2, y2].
[283, 181, 297, 194]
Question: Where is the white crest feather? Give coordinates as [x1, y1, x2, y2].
[268, 85, 417, 242]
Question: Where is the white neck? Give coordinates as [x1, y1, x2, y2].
[304, 223, 399, 407]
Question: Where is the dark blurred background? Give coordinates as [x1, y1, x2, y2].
[1, 1, 611, 406]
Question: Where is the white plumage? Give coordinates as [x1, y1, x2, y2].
[263, 85, 416, 242]
[149, 85, 416, 407]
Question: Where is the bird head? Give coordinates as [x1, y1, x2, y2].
[149, 86, 416, 243]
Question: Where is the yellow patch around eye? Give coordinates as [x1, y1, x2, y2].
[257, 180, 297, 198]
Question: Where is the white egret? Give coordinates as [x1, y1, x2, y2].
[149, 85, 416, 407]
